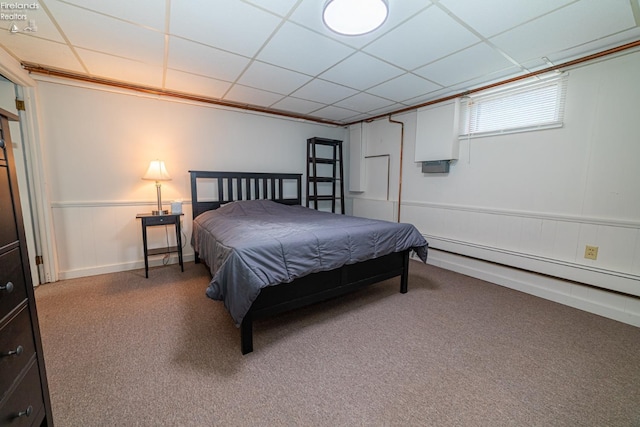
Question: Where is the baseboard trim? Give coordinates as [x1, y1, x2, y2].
[426, 236, 640, 297]
[425, 249, 640, 328]
[58, 253, 196, 280]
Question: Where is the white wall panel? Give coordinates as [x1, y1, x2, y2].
[352, 198, 395, 222]
[462, 211, 498, 247]
[518, 217, 545, 256]
[414, 99, 459, 161]
[348, 123, 365, 192]
[53, 201, 196, 279]
[551, 221, 581, 263]
[401, 204, 442, 235]
[363, 156, 389, 200]
[492, 215, 523, 252]
[596, 226, 637, 273]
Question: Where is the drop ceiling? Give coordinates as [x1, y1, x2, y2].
[1, 0, 639, 125]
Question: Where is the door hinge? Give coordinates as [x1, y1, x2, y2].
[15, 99, 25, 111]
[35, 255, 43, 265]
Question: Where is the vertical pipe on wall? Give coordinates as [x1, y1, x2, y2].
[388, 115, 404, 222]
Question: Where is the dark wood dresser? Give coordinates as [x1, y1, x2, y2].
[0, 109, 53, 426]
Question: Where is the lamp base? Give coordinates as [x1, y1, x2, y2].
[151, 209, 169, 215]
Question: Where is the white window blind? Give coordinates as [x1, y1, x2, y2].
[460, 75, 568, 138]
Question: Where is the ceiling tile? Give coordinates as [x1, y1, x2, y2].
[414, 42, 516, 86]
[364, 5, 480, 70]
[270, 97, 326, 115]
[77, 48, 163, 87]
[257, 22, 355, 75]
[490, 0, 636, 63]
[334, 92, 395, 113]
[0, 36, 85, 72]
[244, 0, 299, 17]
[342, 113, 371, 123]
[440, 0, 573, 38]
[60, 0, 166, 31]
[44, 0, 165, 65]
[403, 87, 458, 106]
[167, 36, 250, 82]
[170, 0, 281, 57]
[538, 27, 640, 66]
[224, 84, 284, 107]
[238, 61, 312, 95]
[518, 58, 552, 74]
[366, 102, 411, 118]
[290, 79, 358, 105]
[319, 52, 405, 91]
[367, 73, 441, 102]
[447, 67, 527, 94]
[164, 69, 232, 99]
[310, 105, 360, 122]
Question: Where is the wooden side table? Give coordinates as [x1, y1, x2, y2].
[136, 213, 184, 278]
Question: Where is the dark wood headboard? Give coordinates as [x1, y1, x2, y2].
[189, 171, 302, 220]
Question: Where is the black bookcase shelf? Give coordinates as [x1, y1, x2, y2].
[306, 137, 344, 214]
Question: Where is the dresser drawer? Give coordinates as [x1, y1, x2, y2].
[0, 359, 44, 427]
[0, 249, 27, 323]
[0, 307, 36, 402]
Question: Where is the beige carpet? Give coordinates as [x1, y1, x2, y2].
[34, 261, 640, 426]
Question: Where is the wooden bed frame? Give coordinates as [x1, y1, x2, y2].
[189, 170, 410, 354]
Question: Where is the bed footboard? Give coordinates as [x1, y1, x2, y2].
[240, 250, 410, 354]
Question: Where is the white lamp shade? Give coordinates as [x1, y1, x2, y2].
[323, 0, 388, 36]
[142, 160, 171, 181]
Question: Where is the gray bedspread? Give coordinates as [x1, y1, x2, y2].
[192, 200, 428, 326]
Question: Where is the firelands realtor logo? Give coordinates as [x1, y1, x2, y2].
[2, 2, 39, 33]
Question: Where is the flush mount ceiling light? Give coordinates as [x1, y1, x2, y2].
[323, 0, 389, 36]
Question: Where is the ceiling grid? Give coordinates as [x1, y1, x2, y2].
[0, 0, 638, 124]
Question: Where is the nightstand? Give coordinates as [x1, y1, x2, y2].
[136, 213, 184, 278]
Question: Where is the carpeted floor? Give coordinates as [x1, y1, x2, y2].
[34, 261, 640, 426]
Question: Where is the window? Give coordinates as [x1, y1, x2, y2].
[459, 74, 568, 138]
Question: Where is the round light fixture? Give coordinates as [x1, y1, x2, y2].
[323, 0, 389, 36]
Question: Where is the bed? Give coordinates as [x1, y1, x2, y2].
[190, 170, 428, 354]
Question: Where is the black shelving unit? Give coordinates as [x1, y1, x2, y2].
[306, 137, 344, 214]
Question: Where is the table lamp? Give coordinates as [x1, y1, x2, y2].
[142, 160, 171, 215]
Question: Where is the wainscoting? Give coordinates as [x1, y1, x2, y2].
[52, 196, 640, 327]
[51, 201, 195, 279]
[425, 249, 640, 328]
[352, 198, 396, 222]
[400, 200, 640, 327]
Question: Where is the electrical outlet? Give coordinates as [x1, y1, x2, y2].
[584, 245, 598, 260]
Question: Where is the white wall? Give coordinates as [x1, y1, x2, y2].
[353, 50, 640, 326]
[34, 77, 347, 279]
